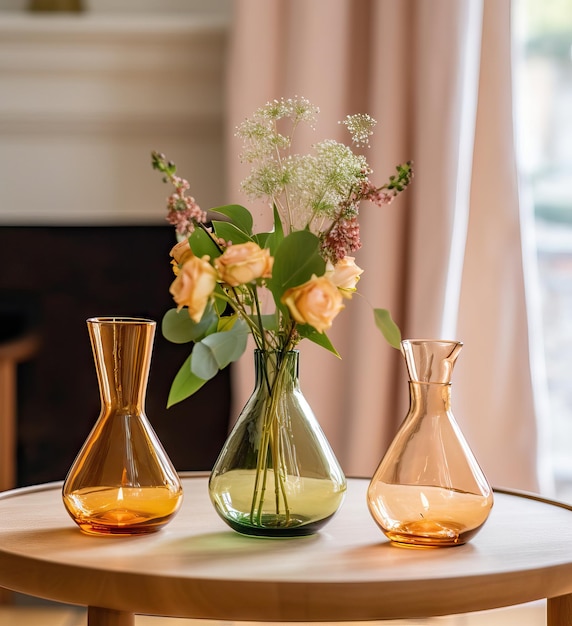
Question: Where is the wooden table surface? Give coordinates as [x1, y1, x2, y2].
[0, 474, 572, 626]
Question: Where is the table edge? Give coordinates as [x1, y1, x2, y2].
[0, 475, 571, 621]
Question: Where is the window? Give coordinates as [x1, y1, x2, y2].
[514, 0, 572, 499]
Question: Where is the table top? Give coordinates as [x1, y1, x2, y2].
[1, 474, 572, 621]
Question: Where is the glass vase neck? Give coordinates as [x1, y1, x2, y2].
[87, 317, 155, 411]
[408, 380, 453, 415]
[401, 339, 463, 384]
[253, 349, 300, 389]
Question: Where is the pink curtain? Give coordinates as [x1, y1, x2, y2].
[225, 0, 542, 491]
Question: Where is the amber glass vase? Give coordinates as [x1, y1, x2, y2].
[209, 349, 346, 537]
[367, 340, 493, 547]
[62, 317, 183, 535]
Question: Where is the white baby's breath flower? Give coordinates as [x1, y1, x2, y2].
[236, 97, 320, 163]
[340, 113, 377, 147]
[261, 96, 319, 126]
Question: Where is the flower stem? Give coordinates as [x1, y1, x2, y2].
[249, 350, 293, 526]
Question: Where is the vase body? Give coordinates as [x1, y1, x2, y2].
[209, 349, 346, 537]
[62, 317, 183, 535]
[367, 340, 493, 547]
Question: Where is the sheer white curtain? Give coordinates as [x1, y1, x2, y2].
[225, 0, 541, 491]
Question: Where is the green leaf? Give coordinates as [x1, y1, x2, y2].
[212, 284, 230, 316]
[253, 232, 270, 249]
[264, 204, 285, 255]
[258, 313, 279, 333]
[162, 306, 218, 344]
[210, 204, 253, 235]
[273, 203, 284, 239]
[297, 325, 340, 357]
[267, 231, 325, 304]
[217, 314, 239, 332]
[212, 221, 253, 245]
[161, 308, 195, 344]
[167, 353, 207, 408]
[191, 320, 249, 379]
[374, 308, 402, 349]
[190, 342, 219, 380]
[189, 227, 221, 260]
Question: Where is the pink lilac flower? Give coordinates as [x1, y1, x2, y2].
[322, 216, 362, 262]
[359, 180, 395, 207]
[165, 177, 207, 237]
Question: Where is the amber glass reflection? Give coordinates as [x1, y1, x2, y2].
[62, 317, 183, 535]
[367, 340, 493, 547]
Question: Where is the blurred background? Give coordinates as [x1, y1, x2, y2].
[1, 0, 572, 503]
[0, 0, 233, 487]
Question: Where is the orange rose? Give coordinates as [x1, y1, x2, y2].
[281, 275, 344, 333]
[169, 254, 217, 322]
[326, 256, 364, 299]
[214, 242, 273, 287]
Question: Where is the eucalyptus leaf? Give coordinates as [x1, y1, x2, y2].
[162, 306, 219, 344]
[203, 305, 221, 335]
[190, 342, 219, 380]
[167, 353, 207, 408]
[210, 204, 253, 235]
[161, 308, 196, 344]
[191, 320, 249, 379]
[374, 308, 402, 349]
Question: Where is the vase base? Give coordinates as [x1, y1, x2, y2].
[385, 533, 467, 548]
[382, 521, 484, 548]
[221, 512, 337, 538]
[76, 524, 164, 536]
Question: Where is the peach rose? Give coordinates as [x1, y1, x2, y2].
[281, 275, 344, 333]
[325, 256, 364, 299]
[169, 239, 193, 266]
[169, 254, 217, 323]
[214, 242, 273, 287]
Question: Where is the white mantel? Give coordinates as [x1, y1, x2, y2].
[0, 10, 229, 224]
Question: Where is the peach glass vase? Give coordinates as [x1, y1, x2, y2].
[367, 339, 493, 547]
[62, 317, 183, 535]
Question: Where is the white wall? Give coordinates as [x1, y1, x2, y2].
[0, 1, 231, 224]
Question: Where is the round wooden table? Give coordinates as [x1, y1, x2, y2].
[0, 474, 571, 626]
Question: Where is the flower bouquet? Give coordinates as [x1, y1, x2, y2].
[153, 97, 412, 536]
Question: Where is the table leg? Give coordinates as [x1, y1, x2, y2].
[88, 606, 135, 626]
[548, 594, 572, 625]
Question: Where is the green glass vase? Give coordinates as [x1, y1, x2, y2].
[209, 349, 346, 537]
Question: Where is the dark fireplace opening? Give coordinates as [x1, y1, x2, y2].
[0, 226, 232, 488]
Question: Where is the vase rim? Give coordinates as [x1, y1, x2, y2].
[87, 316, 156, 326]
[401, 339, 462, 346]
[253, 348, 299, 354]
[401, 339, 462, 384]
